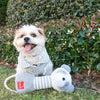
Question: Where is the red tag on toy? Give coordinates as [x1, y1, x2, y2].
[17, 82, 24, 89]
[33, 90, 35, 92]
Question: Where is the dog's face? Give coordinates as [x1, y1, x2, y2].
[13, 25, 46, 54]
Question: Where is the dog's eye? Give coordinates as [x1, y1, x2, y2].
[31, 34, 36, 37]
[21, 35, 24, 38]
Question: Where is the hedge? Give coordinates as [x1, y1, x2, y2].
[44, 15, 100, 73]
[0, 14, 100, 73]
[0, 0, 8, 25]
[6, 0, 99, 27]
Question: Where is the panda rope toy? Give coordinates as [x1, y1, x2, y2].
[4, 64, 74, 94]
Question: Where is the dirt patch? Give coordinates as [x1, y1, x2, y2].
[0, 61, 17, 69]
[72, 69, 100, 92]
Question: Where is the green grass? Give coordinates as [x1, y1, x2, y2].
[0, 66, 100, 100]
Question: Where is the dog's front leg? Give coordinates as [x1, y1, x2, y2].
[43, 61, 53, 75]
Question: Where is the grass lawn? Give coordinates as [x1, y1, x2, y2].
[0, 66, 100, 100]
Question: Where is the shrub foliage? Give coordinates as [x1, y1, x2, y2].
[6, 0, 99, 27]
[44, 15, 100, 72]
[0, 29, 18, 63]
[1, 0, 99, 72]
[0, 14, 100, 72]
[0, 0, 8, 25]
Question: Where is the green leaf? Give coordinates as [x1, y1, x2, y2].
[78, 38, 84, 45]
[96, 63, 100, 71]
[79, 31, 85, 37]
[71, 66, 78, 72]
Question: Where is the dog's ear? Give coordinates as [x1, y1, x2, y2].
[37, 28, 44, 35]
[13, 35, 19, 51]
[13, 29, 20, 52]
[37, 28, 47, 41]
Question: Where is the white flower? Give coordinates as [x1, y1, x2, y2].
[92, 36, 95, 39]
[67, 29, 74, 34]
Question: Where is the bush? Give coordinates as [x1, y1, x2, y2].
[0, 0, 8, 25]
[7, 0, 34, 27]
[0, 27, 18, 63]
[39, 15, 100, 73]
[6, 0, 99, 27]
[0, 14, 100, 73]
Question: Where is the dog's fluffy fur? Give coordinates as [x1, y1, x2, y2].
[13, 25, 53, 76]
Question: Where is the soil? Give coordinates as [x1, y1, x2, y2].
[72, 69, 100, 92]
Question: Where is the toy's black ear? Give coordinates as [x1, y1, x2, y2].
[61, 64, 71, 73]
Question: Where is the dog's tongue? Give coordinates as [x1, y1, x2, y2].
[25, 44, 32, 52]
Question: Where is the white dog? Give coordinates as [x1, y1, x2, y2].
[13, 25, 53, 76]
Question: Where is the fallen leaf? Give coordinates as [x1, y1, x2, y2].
[91, 85, 100, 91]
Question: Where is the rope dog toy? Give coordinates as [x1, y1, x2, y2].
[4, 64, 74, 93]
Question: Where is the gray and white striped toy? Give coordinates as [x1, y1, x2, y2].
[4, 64, 74, 94]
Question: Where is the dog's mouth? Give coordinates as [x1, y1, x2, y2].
[24, 43, 37, 52]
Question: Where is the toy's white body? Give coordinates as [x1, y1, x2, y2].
[4, 64, 74, 94]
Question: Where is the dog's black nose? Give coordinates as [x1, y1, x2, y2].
[24, 37, 30, 42]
